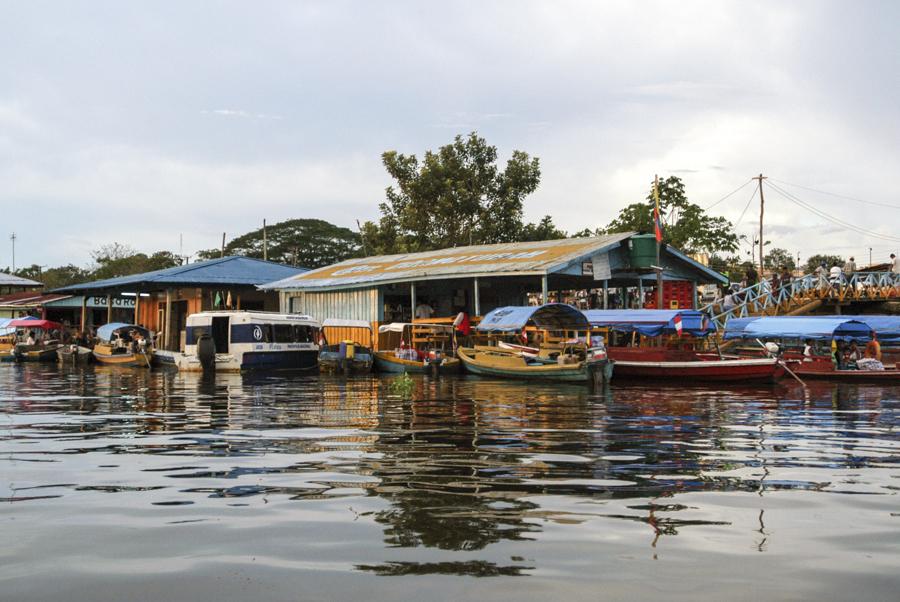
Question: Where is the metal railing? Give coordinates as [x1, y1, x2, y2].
[700, 271, 900, 330]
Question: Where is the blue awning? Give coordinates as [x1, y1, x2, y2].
[476, 303, 590, 332]
[807, 315, 900, 344]
[723, 317, 872, 341]
[582, 309, 712, 337]
[97, 322, 150, 342]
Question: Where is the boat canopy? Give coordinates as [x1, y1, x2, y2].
[378, 322, 453, 334]
[97, 322, 150, 342]
[476, 303, 590, 333]
[322, 318, 372, 330]
[9, 318, 63, 330]
[582, 309, 712, 337]
[810, 315, 900, 344]
[723, 317, 872, 342]
[0, 318, 14, 336]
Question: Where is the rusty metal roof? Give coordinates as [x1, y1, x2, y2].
[262, 234, 635, 291]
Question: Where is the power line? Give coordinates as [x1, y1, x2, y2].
[766, 181, 900, 243]
[770, 177, 900, 210]
[704, 178, 754, 211]
[733, 181, 760, 230]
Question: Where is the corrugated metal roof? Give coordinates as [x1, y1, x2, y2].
[54, 256, 308, 294]
[0, 273, 42, 287]
[262, 234, 635, 291]
[0, 292, 70, 308]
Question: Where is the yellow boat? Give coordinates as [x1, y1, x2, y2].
[374, 322, 460, 374]
[92, 323, 153, 368]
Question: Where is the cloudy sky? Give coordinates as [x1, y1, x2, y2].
[2, 0, 898, 270]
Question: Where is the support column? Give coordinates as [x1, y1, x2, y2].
[602, 281, 609, 309]
[164, 289, 172, 350]
[621, 287, 629, 309]
[106, 294, 112, 324]
[474, 277, 481, 316]
[691, 281, 698, 309]
[410, 283, 417, 320]
[134, 293, 140, 327]
[638, 279, 644, 309]
[541, 275, 549, 305]
[80, 296, 87, 331]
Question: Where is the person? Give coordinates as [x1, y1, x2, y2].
[864, 333, 882, 361]
[846, 342, 860, 368]
[832, 340, 844, 369]
[814, 263, 826, 278]
[802, 339, 814, 361]
[892, 253, 900, 274]
[770, 271, 781, 292]
[780, 266, 792, 289]
[722, 290, 736, 312]
[452, 308, 471, 348]
[414, 299, 434, 320]
[843, 256, 856, 276]
[25, 330, 35, 346]
[745, 266, 758, 286]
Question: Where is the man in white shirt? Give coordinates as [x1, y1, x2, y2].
[891, 253, 899, 274]
[414, 300, 435, 320]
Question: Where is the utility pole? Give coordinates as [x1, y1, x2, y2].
[263, 219, 268, 261]
[10, 232, 16, 272]
[754, 174, 766, 278]
[221, 232, 226, 258]
[869, 247, 873, 268]
[654, 175, 663, 309]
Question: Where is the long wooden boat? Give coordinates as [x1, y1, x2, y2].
[58, 345, 93, 365]
[13, 343, 60, 362]
[457, 345, 612, 383]
[373, 350, 460, 374]
[375, 322, 460, 374]
[93, 343, 152, 367]
[92, 323, 153, 368]
[606, 347, 785, 382]
[785, 356, 900, 382]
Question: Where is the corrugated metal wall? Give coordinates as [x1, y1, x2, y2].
[286, 288, 381, 322]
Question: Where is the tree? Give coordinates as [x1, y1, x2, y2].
[362, 132, 563, 254]
[804, 254, 843, 274]
[18, 264, 91, 290]
[764, 248, 796, 271]
[520, 215, 568, 242]
[197, 219, 362, 269]
[91, 247, 181, 280]
[601, 176, 739, 255]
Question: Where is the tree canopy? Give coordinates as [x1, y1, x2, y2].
[197, 218, 362, 269]
[360, 132, 566, 254]
[764, 247, 796, 271]
[804, 254, 844, 274]
[600, 176, 739, 255]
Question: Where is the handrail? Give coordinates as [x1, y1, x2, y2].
[699, 271, 900, 330]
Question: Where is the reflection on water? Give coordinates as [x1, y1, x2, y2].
[1, 364, 899, 601]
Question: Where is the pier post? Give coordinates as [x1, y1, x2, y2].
[603, 280, 608, 309]
[410, 283, 416, 319]
[541, 275, 548, 305]
[80, 296, 87, 331]
[134, 293, 140, 327]
[638, 279, 644, 308]
[474, 277, 481, 316]
[164, 289, 172, 350]
[106, 294, 112, 324]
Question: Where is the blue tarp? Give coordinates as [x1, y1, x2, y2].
[476, 303, 590, 332]
[723, 316, 872, 341]
[808, 316, 900, 344]
[54, 256, 308, 293]
[97, 322, 149, 342]
[582, 309, 712, 337]
[0, 317, 13, 336]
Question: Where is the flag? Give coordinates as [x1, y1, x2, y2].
[653, 178, 664, 243]
[673, 314, 683, 336]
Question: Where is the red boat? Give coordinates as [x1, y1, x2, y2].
[783, 354, 900, 382]
[607, 347, 786, 383]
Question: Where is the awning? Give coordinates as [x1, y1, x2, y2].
[97, 322, 150, 342]
[723, 317, 872, 341]
[582, 309, 712, 337]
[322, 318, 372, 330]
[476, 303, 590, 332]
[9, 318, 63, 330]
[810, 315, 900, 344]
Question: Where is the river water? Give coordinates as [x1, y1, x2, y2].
[1, 364, 898, 601]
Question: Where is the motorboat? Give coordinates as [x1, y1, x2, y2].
[318, 318, 374, 374]
[374, 322, 460, 374]
[92, 323, 153, 367]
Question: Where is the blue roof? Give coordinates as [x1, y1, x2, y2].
[476, 303, 590, 332]
[54, 256, 307, 293]
[583, 309, 712, 337]
[806, 315, 900, 344]
[97, 322, 151, 341]
[723, 317, 873, 342]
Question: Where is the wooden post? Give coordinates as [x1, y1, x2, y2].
[134, 293, 140, 326]
[221, 232, 226, 258]
[106, 294, 112, 324]
[263, 219, 268, 261]
[541, 275, 548, 305]
[755, 174, 767, 279]
[236, 293, 241, 310]
[410, 283, 417, 320]
[602, 280, 609, 309]
[638, 279, 644, 309]
[691, 281, 698, 309]
[80, 296, 87, 331]
[474, 277, 481, 316]
[164, 289, 172, 350]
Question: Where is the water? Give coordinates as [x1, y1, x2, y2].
[1, 364, 899, 601]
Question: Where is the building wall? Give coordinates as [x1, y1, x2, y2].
[285, 288, 381, 322]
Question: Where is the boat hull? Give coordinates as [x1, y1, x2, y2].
[153, 349, 318, 372]
[457, 347, 612, 383]
[58, 346, 93, 365]
[791, 363, 900, 382]
[373, 352, 460, 374]
[93, 351, 152, 368]
[610, 357, 784, 382]
[13, 345, 60, 362]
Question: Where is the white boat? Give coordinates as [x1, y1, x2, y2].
[153, 311, 321, 372]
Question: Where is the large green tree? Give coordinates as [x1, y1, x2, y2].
[601, 176, 739, 254]
[764, 248, 796, 271]
[804, 254, 843, 274]
[361, 132, 563, 254]
[91, 248, 181, 280]
[198, 218, 362, 268]
[14, 264, 91, 290]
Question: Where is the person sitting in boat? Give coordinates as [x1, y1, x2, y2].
[846, 342, 860, 369]
[25, 331, 36, 346]
[864, 333, 881, 362]
[833, 340, 844, 369]
[802, 339, 814, 361]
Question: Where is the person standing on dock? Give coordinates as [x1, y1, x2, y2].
[891, 253, 899, 274]
[843, 256, 856, 276]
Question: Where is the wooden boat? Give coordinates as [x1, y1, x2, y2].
[7, 318, 64, 362]
[463, 304, 613, 384]
[374, 322, 460, 374]
[318, 319, 374, 374]
[783, 355, 900, 382]
[92, 323, 153, 368]
[584, 309, 785, 383]
[13, 343, 61, 362]
[57, 344, 94, 365]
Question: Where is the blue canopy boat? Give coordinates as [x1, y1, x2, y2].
[457, 303, 612, 384]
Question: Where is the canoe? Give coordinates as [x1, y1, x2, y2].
[57, 345, 93, 365]
[13, 344, 60, 362]
[457, 346, 613, 384]
[373, 350, 460, 374]
[93, 343, 152, 368]
[787, 357, 900, 382]
[606, 347, 785, 383]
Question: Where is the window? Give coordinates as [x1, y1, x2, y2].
[273, 324, 293, 343]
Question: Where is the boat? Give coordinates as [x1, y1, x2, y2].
[723, 316, 900, 382]
[58, 344, 93, 365]
[92, 323, 153, 367]
[318, 318, 374, 374]
[0, 318, 17, 362]
[583, 309, 785, 383]
[374, 322, 460, 374]
[458, 304, 612, 384]
[153, 311, 320, 372]
[8, 318, 64, 362]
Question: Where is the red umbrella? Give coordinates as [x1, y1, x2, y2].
[8, 318, 63, 330]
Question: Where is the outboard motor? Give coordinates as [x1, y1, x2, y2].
[197, 334, 216, 373]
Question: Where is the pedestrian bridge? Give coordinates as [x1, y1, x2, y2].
[700, 271, 900, 330]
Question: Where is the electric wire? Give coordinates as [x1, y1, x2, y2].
[704, 178, 754, 211]
[770, 178, 900, 210]
[732, 181, 760, 230]
[766, 181, 900, 243]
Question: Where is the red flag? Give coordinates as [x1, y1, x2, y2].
[653, 179, 663, 242]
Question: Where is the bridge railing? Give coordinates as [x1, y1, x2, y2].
[700, 271, 899, 331]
